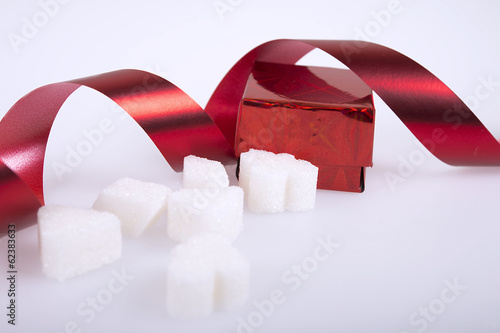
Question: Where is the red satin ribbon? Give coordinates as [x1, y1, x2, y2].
[1, 39, 499, 234]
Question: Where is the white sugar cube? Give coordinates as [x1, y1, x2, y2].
[167, 243, 215, 319]
[38, 205, 121, 281]
[239, 149, 318, 213]
[238, 149, 275, 194]
[167, 234, 250, 318]
[247, 162, 287, 213]
[183, 155, 229, 190]
[93, 177, 171, 237]
[285, 158, 319, 212]
[212, 244, 250, 311]
[167, 186, 243, 242]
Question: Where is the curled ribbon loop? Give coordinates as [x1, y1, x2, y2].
[207, 39, 500, 165]
[1, 39, 499, 234]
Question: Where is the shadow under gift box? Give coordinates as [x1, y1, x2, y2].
[235, 62, 375, 192]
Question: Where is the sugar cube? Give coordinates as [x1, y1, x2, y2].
[38, 205, 122, 281]
[93, 177, 171, 237]
[167, 186, 243, 242]
[183, 155, 229, 190]
[239, 149, 318, 213]
[284, 157, 319, 212]
[238, 149, 275, 194]
[167, 242, 215, 319]
[167, 234, 250, 318]
[247, 162, 287, 213]
[212, 243, 251, 311]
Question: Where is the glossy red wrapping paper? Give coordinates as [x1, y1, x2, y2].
[235, 61, 375, 192]
[1, 39, 500, 235]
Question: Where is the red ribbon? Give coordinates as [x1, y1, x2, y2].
[1, 39, 499, 234]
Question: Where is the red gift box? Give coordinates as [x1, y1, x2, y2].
[235, 62, 375, 192]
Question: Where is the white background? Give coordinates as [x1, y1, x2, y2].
[1, 0, 500, 332]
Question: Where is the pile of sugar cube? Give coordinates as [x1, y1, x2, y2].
[239, 149, 318, 213]
[37, 149, 318, 318]
[166, 155, 248, 318]
[38, 177, 171, 281]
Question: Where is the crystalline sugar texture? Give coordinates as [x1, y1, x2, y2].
[166, 234, 250, 319]
[167, 186, 243, 242]
[183, 155, 229, 190]
[247, 161, 288, 213]
[38, 205, 122, 281]
[239, 149, 318, 213]
[283, 157, 319, 212]
[93, 177, 171, 237]
[238, 149, 275, 194]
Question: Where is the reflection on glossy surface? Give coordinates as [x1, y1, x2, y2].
[235, 62, 376, 192]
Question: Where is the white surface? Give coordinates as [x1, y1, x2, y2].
[1, 0, 500, 332]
